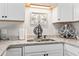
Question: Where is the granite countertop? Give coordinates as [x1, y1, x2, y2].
[0, 37, 79, 56]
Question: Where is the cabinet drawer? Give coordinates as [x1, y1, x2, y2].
[7, 48, 21, 52]
[24, 45, 45, 53]
[24, 52, 45, 56]
[43, 44, 63, 51]
[6, 48, 22, 56]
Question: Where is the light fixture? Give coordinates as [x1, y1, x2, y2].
[24, 3, 31, 7]
[25, 3, 55, 10]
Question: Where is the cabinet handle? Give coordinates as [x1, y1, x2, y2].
[5, 16, 7, 18]
[2, 16, 4, 18]
[44, 54, 48, 56]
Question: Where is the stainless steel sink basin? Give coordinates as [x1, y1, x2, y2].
[27, 38, 55, 42]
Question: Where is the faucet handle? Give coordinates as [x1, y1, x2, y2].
[44, 35, 47, 39]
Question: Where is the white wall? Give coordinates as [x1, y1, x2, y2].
[25, 7, 58, 40]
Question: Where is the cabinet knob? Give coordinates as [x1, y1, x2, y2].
[2, 16, 4, 18]
[5, 16, 7, 18]
[44, 54, 48, 56]
[58, 18, 60, 21]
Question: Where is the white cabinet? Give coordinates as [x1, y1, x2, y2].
[64, 44, 79, 56]
[58, 3, 73, 21]
[74, 3, 79, 20]
[2, 51, 7, 56]
[47, 50, 63, 56]
[44, 44, 63, 56]
[24, 52, 46, 56]
[0, 3, 25, 21]
[24, 43, 63, 56]
[64, 49, 75, 56]
[6, 48, 22, 56]
[6, 3, 25, 21]
[23, 44, 46, 56]
[0, 3, 5, 20]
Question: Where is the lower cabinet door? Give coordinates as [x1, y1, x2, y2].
[2, 51, 7, 56]
[64, 50, 76, 56]
[64, 50, 72, 56]
[64, 44, 79, 56]
[6, 48, 22, 56]
[48, 52, 63, 56]
[67, 52, 76, 56]
[24, 43, 63, 56]
[64, 49, 69, 56]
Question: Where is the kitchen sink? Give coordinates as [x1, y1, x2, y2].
[27, 38, 55, 42]
[35, 39, 55, 42]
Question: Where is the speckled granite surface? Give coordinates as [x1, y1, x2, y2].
[0, 37, 79, 56]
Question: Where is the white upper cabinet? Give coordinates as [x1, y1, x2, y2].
[0, 3, 5, 20]
[0, 3, 25, 21]
[6, 3, 25, 21]
[74, 3, 79, 20]
[57, 3, 73, 21]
